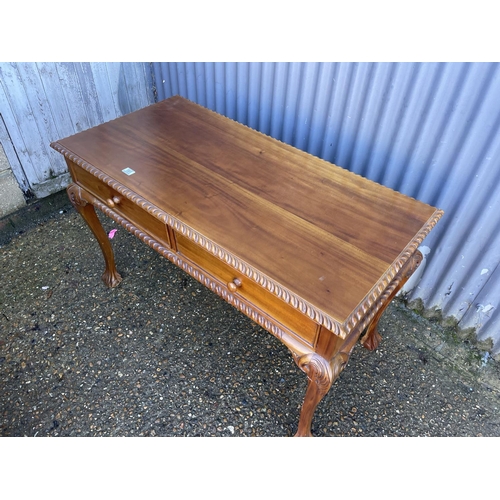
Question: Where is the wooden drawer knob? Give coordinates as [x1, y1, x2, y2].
[228, 278, 242, 292]
[106, 196, 121, 208]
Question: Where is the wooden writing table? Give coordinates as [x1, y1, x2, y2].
[51, 95, 443, 436]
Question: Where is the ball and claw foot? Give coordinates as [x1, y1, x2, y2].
[102, 268, 122, 288]
[360, 326, 382, 351]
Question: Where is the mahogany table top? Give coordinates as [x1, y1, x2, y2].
[52, 95, 442, 337]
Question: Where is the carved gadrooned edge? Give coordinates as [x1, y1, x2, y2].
[85, 193, 316, 348]
[183, 97, 447, 335]
[51, 143, 444, 340]
[162, 213, 347, 333]
[51, 143, 348, 336]
[344, 241, 433, 338]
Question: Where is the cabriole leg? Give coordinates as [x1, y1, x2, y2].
[360, 250, 423, 351]
[294, 352, 349, 437]
[67, 183, 122, 288]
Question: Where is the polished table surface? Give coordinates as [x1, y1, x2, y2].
[51, 95, 443, 436]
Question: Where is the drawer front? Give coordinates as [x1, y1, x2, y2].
[176, 232, 318, 345]
[72, 163, 170, 248]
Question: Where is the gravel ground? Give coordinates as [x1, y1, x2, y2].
[1, 191, 500, 438]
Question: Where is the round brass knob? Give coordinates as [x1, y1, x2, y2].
[107, 196, 121, 208]
[228, 278, 242, 292]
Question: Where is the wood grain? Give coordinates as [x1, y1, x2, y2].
[51, 95, 444, 436]
[52, 96, 442, 330]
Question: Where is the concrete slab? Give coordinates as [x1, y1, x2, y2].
[0, 169, 26, 217]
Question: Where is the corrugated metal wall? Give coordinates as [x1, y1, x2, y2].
[152, 62, 500, 353]
[0, 62, 155, 198]
[2, 61, 498, 353]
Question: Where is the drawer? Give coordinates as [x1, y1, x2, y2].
[176, 232, 319, 345]
[71, 163, 171, 248]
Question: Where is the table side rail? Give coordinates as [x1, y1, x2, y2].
[68, 161, 171, 249]
[74, 183, 320, 358]
[63, 155, 347, 337]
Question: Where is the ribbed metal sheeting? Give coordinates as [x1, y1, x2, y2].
[152, 62, 500, 353]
